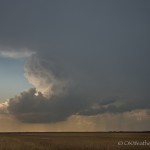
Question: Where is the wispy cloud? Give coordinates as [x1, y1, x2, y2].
[0, 48, 35, 58]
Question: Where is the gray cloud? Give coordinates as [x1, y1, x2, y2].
[7, 87, 88, 123]
[0, 0, 150, 124]
[6, 54, 150, 123]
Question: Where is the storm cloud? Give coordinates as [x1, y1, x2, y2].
[0, 0, 150, 124]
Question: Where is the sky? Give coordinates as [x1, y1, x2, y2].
[0, 57, 33, 100]
[0, 0, 150, 131]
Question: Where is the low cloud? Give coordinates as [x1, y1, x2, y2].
[7, 87, 90, 123]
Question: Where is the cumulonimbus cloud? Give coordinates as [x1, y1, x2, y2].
[1, 52, 150, 123]
[0, 1, 150, 125]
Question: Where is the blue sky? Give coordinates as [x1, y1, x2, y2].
[0, 57, 32, 100]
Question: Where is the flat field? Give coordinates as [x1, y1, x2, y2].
[0, 132, 150, 150]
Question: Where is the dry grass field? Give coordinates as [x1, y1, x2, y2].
[0, 132, 150, 150]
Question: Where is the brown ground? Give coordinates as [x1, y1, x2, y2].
[0, 132, 150, 150]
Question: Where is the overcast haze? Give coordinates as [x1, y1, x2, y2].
[0, 0, 150, 131]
